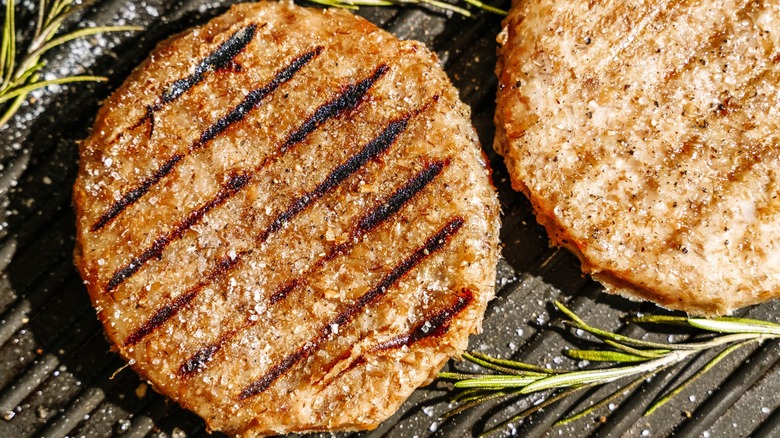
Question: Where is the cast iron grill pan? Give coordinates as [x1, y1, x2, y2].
[0, 1, 778, 437]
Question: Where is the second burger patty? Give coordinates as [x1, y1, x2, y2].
[495, 0, 780, 315]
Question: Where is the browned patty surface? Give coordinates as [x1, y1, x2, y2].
[73, 2, 500, 435]
[495, 0, 780, 315]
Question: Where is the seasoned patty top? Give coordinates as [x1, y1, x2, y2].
[495, 0, 780, 315]
[74, 1, 499, 435]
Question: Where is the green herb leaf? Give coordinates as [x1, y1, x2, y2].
[566, 349, 648, 363]
[557, 301, 694, 350]
[438, 371, 489, 381]
[687, 318, 780, 336]
[463, 352, 551, 376]
[466, 351, 559, 374]
[455, 375, 539, 389]
[0, 75, 107, 105]
[602, 339, 671, 358]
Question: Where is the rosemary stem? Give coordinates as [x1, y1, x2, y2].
[443, 304, 780, 434]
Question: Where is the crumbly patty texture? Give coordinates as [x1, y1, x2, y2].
[73, 2, 499, 435]
[495, 0, 780, 315]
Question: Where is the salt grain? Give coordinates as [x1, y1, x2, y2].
[116, 419, 131, 433]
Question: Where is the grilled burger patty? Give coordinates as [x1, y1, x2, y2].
[73, 2, 499, 435]
[495, 0, 780, 315]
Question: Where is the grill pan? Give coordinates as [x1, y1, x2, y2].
[0, 1, 778, 437]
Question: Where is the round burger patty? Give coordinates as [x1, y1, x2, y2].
[495, 0, 780, 315]
[73, 2, 500, 435]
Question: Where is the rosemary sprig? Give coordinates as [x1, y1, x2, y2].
[305, 0, 507, 18]
[0, 0, 141, 127]
[439, 301, 780, 436]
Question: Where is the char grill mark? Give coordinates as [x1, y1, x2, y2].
[92, 154, 185, 233]
[179, 344, 221, 376]
[161, 24, 259, 105]
[145, 105, 155, 138]
[106, 173, 250, 293]
[124, 252, 246, 346]
[104, 63, 387, 292]
[280, 64, 389, 153]
[268, 279, 300, 305]
[372, 288, 474, 352]
[195, 45, 325, 150]
[104, 25, 259, 166]
[260, 112, 408, 242]
[237, 216, 465, 401]
[124, 289, 200, 347]
[357, 159, 448, 234]
[114, 69, 395, 348]
[91, 46, 323, 232]
[177, 325, 237, 377]
[324, 289, 474, 385]
[271, 157, 446, 293]
[177, 157, 446, 377]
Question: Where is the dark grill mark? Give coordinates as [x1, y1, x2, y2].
[237, 216, 464, 400]
[124, 252, 245, 346]
[326, 159, 446, 261]
[145, 105, 155, 138]
[280, 64, 389, 153]
[373, 288, 474, 351]
[260, 112, 408, 242]
[115, 69, 394, 351]
[326, 356, 367, 387]
[104, 62, 389, 293]
[92, 154, 184, 232]
[195, 46, 325, 150]
[161, 24, 258, 105]
[176, 119, 428, 378]
[123, 289, 200, 347]
[358, 160, 447, 233]
[322, 289, 473, 387]
[269, 279, 300, 305]
[179, 344, 220, 376]
[102, 25, 259, 163]
[106, 172, 251, 293]
[91, 46, 323, 232]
